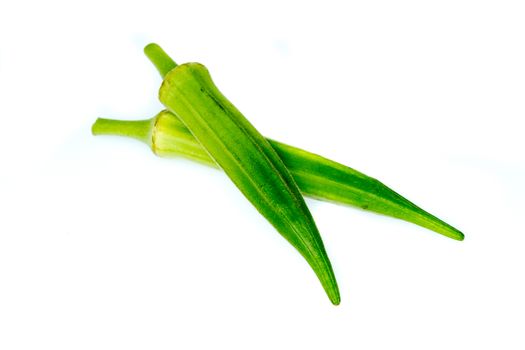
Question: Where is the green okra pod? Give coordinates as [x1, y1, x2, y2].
[155, 54, 341, 304]
[98, 43, 463, 242]
[93, 111, 464, 241]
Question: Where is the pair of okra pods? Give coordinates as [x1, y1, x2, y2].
[93, 43, 464, 305]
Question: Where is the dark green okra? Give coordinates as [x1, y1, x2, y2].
[154, 51, 341, 304]
[93, 111, 464, 241]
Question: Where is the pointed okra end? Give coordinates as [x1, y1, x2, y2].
[400, 209, 465, 241]
[424, 220, 464, 240]
[392, 197, 465, 241]
[442, 227, 464, 241]
[447, 227, 464, 241]
[319, 264, 341, 306]
[330, 289, 341, 306]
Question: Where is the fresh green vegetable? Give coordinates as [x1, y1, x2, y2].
[153, 50, 341, 304]
[93, 111, 464, 241]
[92, 43, 464, 305]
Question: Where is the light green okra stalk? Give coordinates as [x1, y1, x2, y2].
[154, 49, 341, 304]
[93, 111, 464, 241]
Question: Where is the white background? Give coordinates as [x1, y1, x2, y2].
[1, 1, 524, 349]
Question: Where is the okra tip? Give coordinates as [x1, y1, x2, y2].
[453, 230, 465, 241]
[425, 217, 464, 241]
[331, 293, 341, 306]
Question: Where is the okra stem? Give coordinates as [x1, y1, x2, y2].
[91, 118, 153, 145]
[144, 43, 178, 77]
